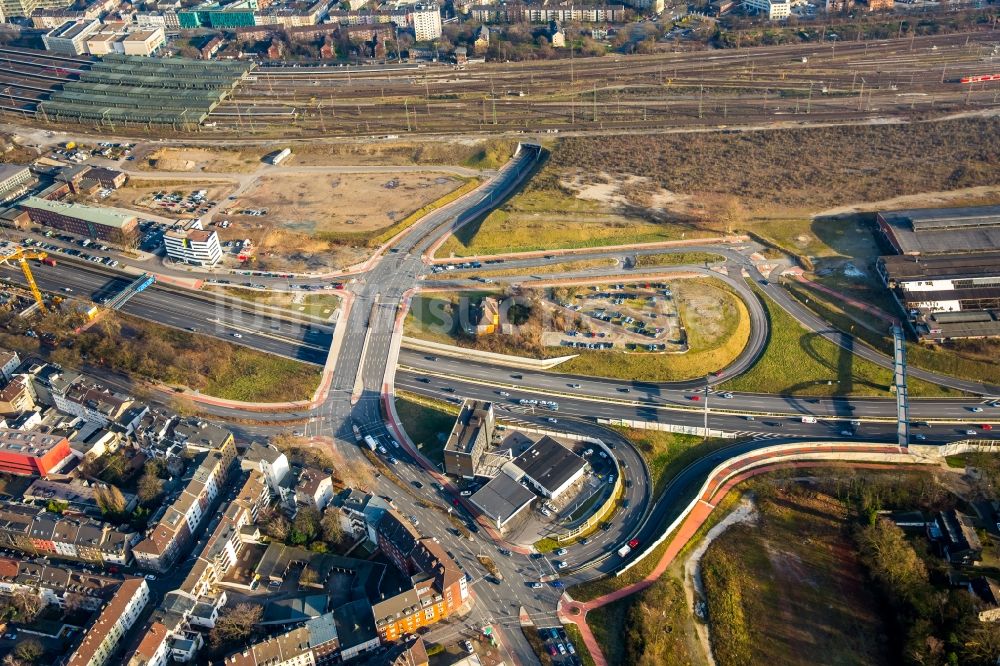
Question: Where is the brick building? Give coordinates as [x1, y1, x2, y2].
[19, 196, 138, 246]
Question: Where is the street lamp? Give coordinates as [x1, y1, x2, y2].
[703, 373, 710, 439]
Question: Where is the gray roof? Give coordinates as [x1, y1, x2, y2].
[880, 205, 1000, 255]
[332, 599, 377, 649]
[510, 436, 586, 494]
[470, 472, 535, 523]
[880, 252, 1000, 282]
[304, 610, 338, 648]
[20, 196, 137, 230]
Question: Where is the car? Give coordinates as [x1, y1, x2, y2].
[569, 383, 581, 388]
[690, 395, 701, 401]
[966, 429, 978, 436]
[720, 392, 733, 399]
[556, 560, 568, 569]
[232, 332, 242, 338]
[267, 580, 281, 588]
[551, 580, 565, 589]
[62, 287, 72, 292]
[580, 537, 589, 545]
[914, 434, 927, 441]
[540, 508, 551, 517]
[983, 424, 994, 431]
[460, 490, 472, 496]
[145, 574, 157, 580]
[293, 431, 303, 437]
[464, 640, 475, 654]
[617, 387, 631, 393]
[555, 548, 568, 556]
[530, 582, 543, 589]
[547, 417, 558, 423]
[622, 499, 630, 508]
[407, 514, 420, 526]
[840, 430, 853, 437]
[628, 538, 639, 548]
[411, 481, 423, 489]
[548, 646, 558, 657]
[499, 391, 510, 397]
[567, 642, 577, 655]
[759, 279, 769, 286]
[744, 415, 755, 421]
[972, 407, 985, 413]
[558, 644, 567, 655]
[388, 457, 398, 465]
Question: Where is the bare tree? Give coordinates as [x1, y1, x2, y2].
[95, 486, 127, 515]
[209, 603, 263, 647]
[136, 472, 164, 506]
[321, 509, 345, 546]
[13, 638, 43, 663]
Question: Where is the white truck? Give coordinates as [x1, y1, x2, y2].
[363, 435, 378, 451]
[617, 544, 631, 558]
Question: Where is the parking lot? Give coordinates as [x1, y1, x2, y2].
[538, 626, 582, 666]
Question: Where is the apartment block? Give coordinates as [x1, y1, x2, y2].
[66, 578, 151, 666]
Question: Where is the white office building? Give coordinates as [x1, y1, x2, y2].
[164, 221, 222, 267]
[42, 19, 100, 55]
[743, 0, 790, 18]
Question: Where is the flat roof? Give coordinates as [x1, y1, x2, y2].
[0, 164, 29, 185]
[510, 436, 586, 494]
[923, 310, 1000, 339]
[48, 20, 97, 40]
[470, 473, 535, 524]
[20, 196, 136, 229]
[879, 206, 1000, 255]
[444, 400, 492, 456]
[881, 252, 1000, 282]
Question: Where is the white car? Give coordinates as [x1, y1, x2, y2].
[556, 560, 568, 569]
[145, 574, 157, 581]
[555, 548, 568, 556]
[232, 332, 243, 338]
[464, 640, 474, 654]
[547, 417, 558, 423]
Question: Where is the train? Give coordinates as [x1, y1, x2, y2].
[960, 73, 1000, 84]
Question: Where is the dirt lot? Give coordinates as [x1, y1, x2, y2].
[228, 173, 465, 237]
[136, 146, 264, 173]
[95, 179, 235, 218]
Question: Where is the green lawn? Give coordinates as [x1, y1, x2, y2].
[635, 251, 726, 267]
[616, 428, 737, 497]
[203, 351, 322, 402]
[720, 285, 958, 397]
[393, 391, 458, 466]
[562, 624, 598, 666]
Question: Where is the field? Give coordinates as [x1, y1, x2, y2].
[287, 138, 516, 168]
[550, 117, 1000, 214]
[437, 182, 717, 258]
[231, 172, 466, 238]
[588, 576, 700, 666]
[97, 178, 235, 218]
[211, 287, 340, 320]
[393, 391, 459, 466]
[701, 487, 889, 666]
[135, 146, 264, 173]
[720, 286, 956, 397]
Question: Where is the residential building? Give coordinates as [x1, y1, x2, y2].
[469, 3, 626, 23]
[0, 428, 73, 476]
[970, 577, 1000, 622]
[25, 478, 138, 515]
[0, 349, 19, 382]
[0, 0, 72, 20]
[0, 504, 133, 564]
[548, 20, 565, 47]
[170, 418, 235, 453]
[0, 557, 122, 610]
[296, 468, 333, 512]
[222, 626, 315, 666]
[932, 509, 983, 565]
[133, 441, 236, 572]
[164, 220, 223, 267]
[31, 8, 93, 28]
[50, 379, 142, 431]
[374, 511, 468, 642]
[467, 296, 499, 336]
[0, 165, 33, 202]
[410, 4, 441, 40]
[443, 400, 494, 478]
[66, 578, 151, 666]
[0, 376, 35, 417]
[42, 19, 101, 54]
[19, 196, 139, 246]
[862, 0, 892, 9]
[240, 442, 290, 495]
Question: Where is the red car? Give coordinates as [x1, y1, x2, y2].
[982, 424, 993, 431]
[689, 395, 701, 401]
[628, 538, 639, 548]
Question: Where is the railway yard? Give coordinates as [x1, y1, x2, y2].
[0, 31, 998, 137]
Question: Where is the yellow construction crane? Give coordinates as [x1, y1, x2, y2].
[0, 248, 49, 311]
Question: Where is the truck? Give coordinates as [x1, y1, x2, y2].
[271, 148, 292, 165]
[40, 258, 57, 267]
[617, 544, 631, 558]
[363, 435, 378, 451]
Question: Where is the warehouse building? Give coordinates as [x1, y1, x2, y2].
[876, 205, 1000, 256]
[443, 400, 494, 479]
[164, 220, 223, 266]
[505, 436, 587, 500]
[19, 196, 139, 246]
[878, 253, 1000, 313]
[469, 472, 535, 530]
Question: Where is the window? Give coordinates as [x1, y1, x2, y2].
[424, 608, 435, 620]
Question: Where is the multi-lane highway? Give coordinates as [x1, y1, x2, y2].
[9, 141, 1000, 665]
